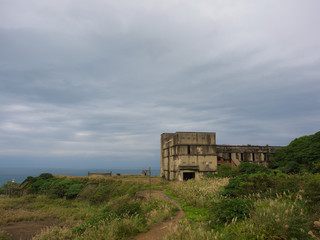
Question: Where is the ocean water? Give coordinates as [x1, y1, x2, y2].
[0, 168, 160, 186]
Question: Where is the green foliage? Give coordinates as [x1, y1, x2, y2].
[0, 232, 10, 240]
[50, 179, 74, 198]
[24, 174, 85, 199]
[271, 131, 320, 172]
[65, 184, 84, 199]
[209, 198, 254, 225]
[182, 205, 208, 222]
[284, 161, 301, 173]
[72, 210, 118, 235]
[238, 162, 271, 175]
[304, 174, 320, 207]
[220, 172, 305, 198]
[0, 181, 19, 195]
[220, 175, 245, 197]
[116, 202, 142, 216]
[39, 173, 54, 179]
[311, 161, 320, 173]
[208, 164, 240, 178]
[88, 181, 118, 204]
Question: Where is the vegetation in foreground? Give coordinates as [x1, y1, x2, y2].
[163, 131, 320, 240]
[165, 167, 320, 240]
[0, 174, 176, 240]
[0, 131, 319, 239]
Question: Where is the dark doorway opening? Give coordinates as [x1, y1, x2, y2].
[183, 172, 195, 181]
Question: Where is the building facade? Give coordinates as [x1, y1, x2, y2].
[161, 132, 281, 181]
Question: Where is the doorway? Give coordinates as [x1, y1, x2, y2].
[183, 172, 195, 181]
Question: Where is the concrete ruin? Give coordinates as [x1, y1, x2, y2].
[141, 170, 151, 176]
[161, 132, 281, 181]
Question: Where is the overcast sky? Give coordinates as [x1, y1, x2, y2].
[0, 0, 319, 169]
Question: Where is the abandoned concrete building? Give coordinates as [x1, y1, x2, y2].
[161, 132, 281, 181]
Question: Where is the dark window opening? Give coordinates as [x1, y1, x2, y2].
[229, 153, 232, 160]
[188, 145, 191, 154]
[183, 172, 195, 181]
[252, 153, 255, 161]
[241, 153, 244, 161]
[263, 153, 267, 161]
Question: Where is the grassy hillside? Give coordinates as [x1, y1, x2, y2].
[0, 175, 176, 240]
[1, 132, 319, 239]
[165, 165, 320, 240]
[270, 131, 320, 173]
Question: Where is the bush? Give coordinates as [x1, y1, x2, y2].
[210, 164, 240, 178]
[220, 172, 304, 198]
[0, 181, 19, 195]
[39, 173, 54, 179]
[304, 174, 320, 207]
[89, 181, 117, 204]
[220, 175, 244, 197]
[209, 198, 254, 225]
[284, 161, 301, 173]
[271, 131, 320, 172]
[116, 202, 142, 216]
[50, 179, 74, 198]
[65, 184, 84, 199]
[239, 162, 271, 175]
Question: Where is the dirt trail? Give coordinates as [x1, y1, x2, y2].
[0, 219, 57, 240]
[128, 190, 185, 240]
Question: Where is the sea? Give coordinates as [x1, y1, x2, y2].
[0, 168, 161, 187]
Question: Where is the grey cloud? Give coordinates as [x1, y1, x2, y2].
[0, 0, 319, 168]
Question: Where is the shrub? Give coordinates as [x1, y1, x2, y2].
[0, 181, 20, 195]
[221, 172, 304, 198]
[209, 198, 254, 225]
[116, 202, 142, 216]
[271, 131, 320, 172]
[50, 179, 74, 198]
[284, 161, 301, 173]
[88, 182, 116, 204]
[65, 184, 84, 199]
[238, 162, 271, 175]
[220, 175, 244, 197]
[304, 174, 320, 207]
[39, 173, 54, 179]
[210, 164, 240, 178]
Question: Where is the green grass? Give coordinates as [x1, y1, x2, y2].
[0, 176, 179, 240]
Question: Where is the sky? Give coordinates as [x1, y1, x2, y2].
[0, 0, 319, 169]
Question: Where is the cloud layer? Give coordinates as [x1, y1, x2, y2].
[1, 0, 320, 168]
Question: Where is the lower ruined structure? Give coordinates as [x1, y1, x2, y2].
[161, 132, 281, 181]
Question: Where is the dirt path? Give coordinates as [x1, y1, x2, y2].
[0, 219, 57, 240]
[128, 190, 185, 240]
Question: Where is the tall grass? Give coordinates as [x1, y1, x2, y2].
[167, 178, 229, 207]
[164, 174, 320, 240]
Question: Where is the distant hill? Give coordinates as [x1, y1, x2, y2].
[270, 131, 320, 173]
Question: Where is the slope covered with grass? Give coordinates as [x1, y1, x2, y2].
[270, 131, 320, 173]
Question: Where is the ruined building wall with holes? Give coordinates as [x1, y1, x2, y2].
[161, 132, 281, 181]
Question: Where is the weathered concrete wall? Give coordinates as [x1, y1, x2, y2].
[216, 145, 281, 166]
[161, 132, 282, 181]
[161, 132, 217, 181]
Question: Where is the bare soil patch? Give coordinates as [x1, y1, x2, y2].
[0, 218, 57, 240]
